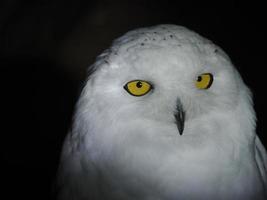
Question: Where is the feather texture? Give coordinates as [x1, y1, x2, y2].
[57, 24, 267, 200]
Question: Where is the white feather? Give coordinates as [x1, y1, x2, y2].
[57, 24, 267, 200]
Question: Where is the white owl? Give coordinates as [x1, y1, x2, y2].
[57, 24, 267, 200]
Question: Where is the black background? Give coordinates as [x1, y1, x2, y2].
[1, 1, 266, 199]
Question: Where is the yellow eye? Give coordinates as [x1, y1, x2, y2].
[124, 80, 152, 96]
[195, 73, 213, 89]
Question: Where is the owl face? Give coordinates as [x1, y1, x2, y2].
[84, 32, 242, 138]
[76, 25, 254, 154]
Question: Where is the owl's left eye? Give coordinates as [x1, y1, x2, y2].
[195, 73, 213, 89]
[124, 80, 152, 97]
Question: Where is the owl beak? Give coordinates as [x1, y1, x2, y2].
[174, 99, 185, 135]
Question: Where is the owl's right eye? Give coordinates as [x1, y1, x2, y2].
[124, 80, 152, 97]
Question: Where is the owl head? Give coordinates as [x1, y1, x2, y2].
[73, 24, 255, 145]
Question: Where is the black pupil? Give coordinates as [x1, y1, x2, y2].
[136, 81, 142, 88]
[197, 76, 202, 82]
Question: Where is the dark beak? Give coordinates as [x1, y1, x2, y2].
[174, 99, 185, 135]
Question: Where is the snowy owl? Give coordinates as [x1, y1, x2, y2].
[57, 24, 267, 200]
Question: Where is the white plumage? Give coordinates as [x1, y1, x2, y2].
[57, 24, 267, 200]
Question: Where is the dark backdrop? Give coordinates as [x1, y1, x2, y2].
[1, 1, 266, 199]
